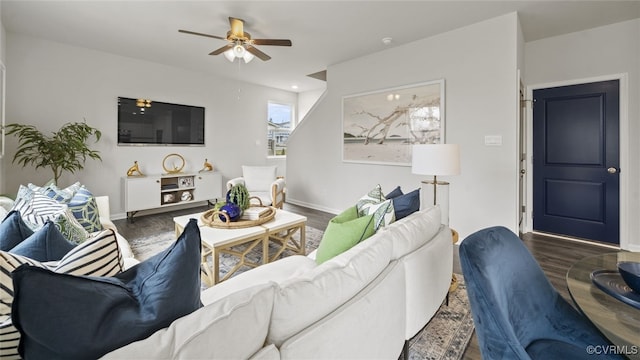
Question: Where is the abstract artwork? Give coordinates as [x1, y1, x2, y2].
[342, 80, 445, 165]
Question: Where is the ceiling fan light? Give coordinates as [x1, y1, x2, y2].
[233, 44, 246, 57]
[242, 51, 255, 63]
[223, 49, 235, 62]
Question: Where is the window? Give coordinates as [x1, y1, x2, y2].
[267, 102, 294, 157]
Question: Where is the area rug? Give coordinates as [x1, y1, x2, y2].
[407, 276, 475, 360]
[129, 227, 474, 360]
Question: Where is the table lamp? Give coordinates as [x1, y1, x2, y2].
[411, 144, 460, 225]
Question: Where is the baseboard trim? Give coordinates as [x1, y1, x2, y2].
[111, 201, 211, 221]
[530, 231, 621, 250]
[285, 198, 340, 215]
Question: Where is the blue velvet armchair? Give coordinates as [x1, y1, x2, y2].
[460, 226, 621, 360]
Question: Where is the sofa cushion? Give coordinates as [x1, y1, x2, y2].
[242, 165, 277, 192]
[356, 184, 395, 229]
[356, 184, 385, 210]
[11, 219, 201, 359]
[0, 315, 19, 359]
[0, 211, 33, 251]
[315, 206, 376, 264]
[379, 206, 443, 261]
[385, 186, 403, 199]
[11, 192, 67, 229]
[200, 255, 317, 306]
[1, 229, 123, 316]
[9, 221, 76, 262]
[390, 188, 421, 220]
[53, 208, 91, 244]
[34, 181, 82, 203]
[68, 186, 104, 233]
[10, 192, 90, 243]
[268, 231, 393, 346]
[103, 283, 276, 360]
[359, 198, 395, 230]
[1, 229, 123, 356]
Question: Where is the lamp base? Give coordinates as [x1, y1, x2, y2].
[420, 180, 450, 225]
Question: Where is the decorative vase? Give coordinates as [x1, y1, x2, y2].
[226, 184, 250, 210]
[219, 202, 243, 222]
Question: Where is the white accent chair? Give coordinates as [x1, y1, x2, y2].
[226, 166, 286, 209]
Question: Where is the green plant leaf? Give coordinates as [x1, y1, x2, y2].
[5, 121, 102, 184]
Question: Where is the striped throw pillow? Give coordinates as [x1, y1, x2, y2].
[11, 193, 90, 244]
[11, 193, 67, 230]
[0, 315, 19, 360]
[0, 229, 123, 356]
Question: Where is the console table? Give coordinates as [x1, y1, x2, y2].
[122, 171, 222, 221]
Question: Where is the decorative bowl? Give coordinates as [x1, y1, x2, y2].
[617, 261, 640, 293]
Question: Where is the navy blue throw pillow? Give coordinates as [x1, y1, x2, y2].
[9, 221, 76, 262]
[0, 211, 34, 251]
[12, 218, 203, 359]
[392, 188, 421, 220]
[385, 186, 403, 199]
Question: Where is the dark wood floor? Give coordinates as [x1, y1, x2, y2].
[113, 203, 618, 360]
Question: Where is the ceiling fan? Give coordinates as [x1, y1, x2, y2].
[179, 17, 292, 62]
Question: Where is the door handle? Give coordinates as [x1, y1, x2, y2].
[607, 167, 618, 174]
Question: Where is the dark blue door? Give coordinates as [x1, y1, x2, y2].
[533, 80, 619, 244]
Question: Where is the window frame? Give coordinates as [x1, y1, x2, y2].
[267, 101, 295, 158]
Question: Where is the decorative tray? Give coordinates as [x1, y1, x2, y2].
[201, 206, 276, 229]
[591, 269, 640, 310]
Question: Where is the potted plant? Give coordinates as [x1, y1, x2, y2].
[5, 120, 102, 184]
[226, 184, 251, 210]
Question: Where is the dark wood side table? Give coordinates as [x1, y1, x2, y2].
[566, 252, 640, 359]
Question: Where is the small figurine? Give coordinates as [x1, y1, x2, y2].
[199, 158, 214, 172]
[127, 161, 144, 177]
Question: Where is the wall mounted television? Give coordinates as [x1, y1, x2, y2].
[117, 97, 205, 146]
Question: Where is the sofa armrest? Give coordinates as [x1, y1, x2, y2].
[94, 196, 118, 231]
[0, 196, 15, 212]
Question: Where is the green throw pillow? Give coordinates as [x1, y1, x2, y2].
[315, 206, 376, 264]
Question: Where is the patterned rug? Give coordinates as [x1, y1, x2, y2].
[129, 227, 474, 360]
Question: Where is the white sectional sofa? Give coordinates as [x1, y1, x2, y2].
[94, 196, 138, 268]
[103, 205, 453, 359]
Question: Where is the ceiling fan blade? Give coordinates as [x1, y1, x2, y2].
[229, 17, 245, 38]
[178, 29, 226, 40]
[209, 43, 233, 55]
[252, 39, 292, 47]
[246, 45, 271, 61]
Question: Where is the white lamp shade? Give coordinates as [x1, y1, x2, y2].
[411, 144, 460, 176]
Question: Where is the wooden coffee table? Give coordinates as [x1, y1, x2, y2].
[174, 209, 307, 286]
[262, 210, 307, 262]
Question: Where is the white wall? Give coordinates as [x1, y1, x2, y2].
[287, 13, 521, 239]
[524, 19, 640, 250]
[0, 4, 6, 195]
[5, 33, 296, 218]
[298, 88, 325, 122]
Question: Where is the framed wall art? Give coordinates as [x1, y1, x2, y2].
[0, 62, 5, 159]
[342, 79, 445, 166]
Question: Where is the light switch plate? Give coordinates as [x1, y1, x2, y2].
[484, 135, 502, 146]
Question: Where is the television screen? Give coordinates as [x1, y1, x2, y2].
[118, 97, 205, 146]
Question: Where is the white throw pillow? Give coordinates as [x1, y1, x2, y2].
[242, 166, 277, 192]
[356, 184, 395, 229]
